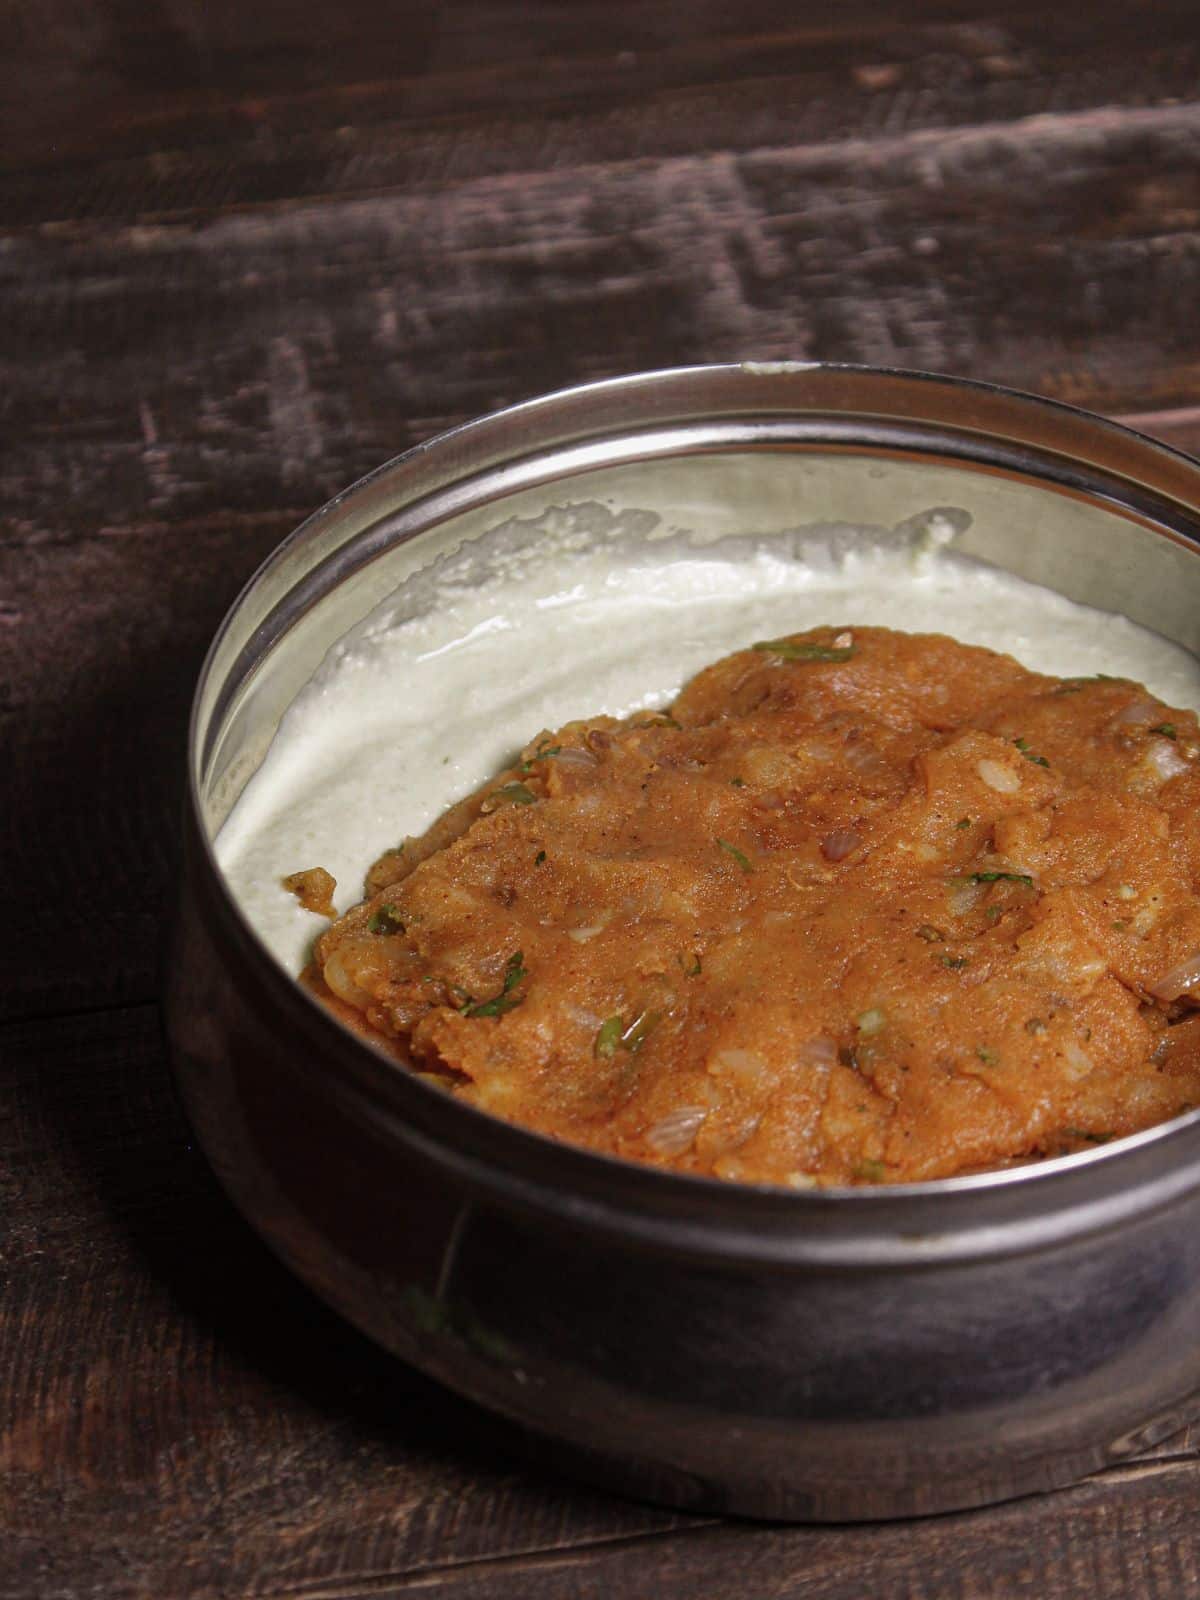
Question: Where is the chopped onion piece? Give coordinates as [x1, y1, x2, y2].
[709, 1047, 769, 1086]
[645, 1104, 708, 1156]
[856, 1008, 887, 1036]
[821, 829, 862, 862]
[844, 739, 888, 779]
[1061, 1039, 1094, 1081]
[977, 758, 1021, 794]
[553, 745, 600, 769]
[1147, 739, 1190, 783]
[1149, 952, 1200, 1003]
[948, 877, 982, 917]
[1112, 698, 1159, 726]
[796, 1034, 839, 1068]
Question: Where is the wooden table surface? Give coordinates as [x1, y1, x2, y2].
[6, 3, 1200, 1594]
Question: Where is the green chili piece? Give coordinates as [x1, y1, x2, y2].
[594, 1016, 623, 1058]
[621, 1009, 661, 1053]
[753, 638, 856, 662]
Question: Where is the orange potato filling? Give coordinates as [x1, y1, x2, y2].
[303, 626, 1200, 1185]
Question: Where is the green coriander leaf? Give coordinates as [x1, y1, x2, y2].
[368, 904, 404, 936]
[1151, 723, 1178, 739]
[969, 871, 1034, 888]
[1053, 674, 1124, 696]
[716, 837, 753, 873]
[519, 742, 564, 773]
[465, 952, 528, 1018]
[1013, 737, 1050, 767]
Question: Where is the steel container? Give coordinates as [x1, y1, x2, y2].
[166, 364, 1200, 1520]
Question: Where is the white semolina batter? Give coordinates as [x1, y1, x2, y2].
[217, 508, 1200, 975]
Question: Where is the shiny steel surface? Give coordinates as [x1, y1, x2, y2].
[167, 365, 1200, 1520]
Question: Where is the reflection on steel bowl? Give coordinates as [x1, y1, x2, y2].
[167, 364, 1200, 1520]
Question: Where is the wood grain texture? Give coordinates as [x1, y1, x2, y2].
[7, 104, 1200, 547]
[1, 1006, 703, 1599]
[5, 1, 1200, 223]
[7, 0, 1200, 1593]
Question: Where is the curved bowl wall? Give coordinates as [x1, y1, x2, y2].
[166, 364, 1200, 1520]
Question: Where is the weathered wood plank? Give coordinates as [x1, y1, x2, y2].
[0, 1005, 702, 1600]
[0, 508, 297, 1022]
[6, 105, 1200, 551]
[5, 1, 1200, 224]
[331, 1460, 1200, 1598]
